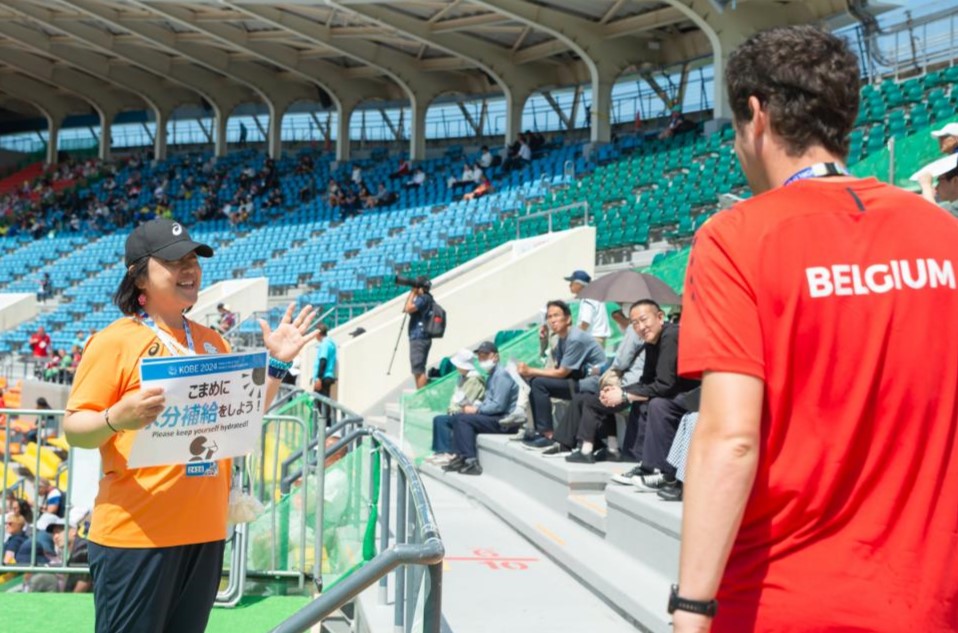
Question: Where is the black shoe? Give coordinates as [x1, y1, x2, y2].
[657, 480, 683, 502]
[592, 447, 622, 462]
[458, 459, 483, 476]
[565, 450, 595, 464]
[442, 457, 465, 472]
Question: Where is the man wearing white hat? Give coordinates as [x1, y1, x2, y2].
[931, 122, 958, 156]
[426, 349, 486, 465]
[915, 153, 958, 214]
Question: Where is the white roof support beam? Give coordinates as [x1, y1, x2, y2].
[0, 14, 191, 123]
[0, 74, 77, 164]
[24, 0, 251, 135]
[470, 0, 661, 143]
[326, 1, 558, 144]
[58, 0, 316, 158]
[658, 0, 816, 119]
[0, 48, 134, 160]
[604, 7, 688, 38]
[221, 2, 477, 161]
[124, 0, 387, 112]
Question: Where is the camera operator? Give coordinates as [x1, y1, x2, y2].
[403, 281, 434, 389]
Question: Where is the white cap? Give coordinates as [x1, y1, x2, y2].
[931, 122, 958, 138]
[36, 512, 62, 532]
[910, 153, 958, 181]
[68, 507, 89, 529]
[450, 349, 475, 371]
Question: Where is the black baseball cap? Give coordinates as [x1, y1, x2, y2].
[474, 341, 498, 354]
[125, 218, 214, 267]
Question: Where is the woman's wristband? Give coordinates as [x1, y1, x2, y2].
[268, 356, 293, 380]
[104, 407, 119, 433]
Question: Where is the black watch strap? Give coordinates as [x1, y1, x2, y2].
[668, 584, 718, 617]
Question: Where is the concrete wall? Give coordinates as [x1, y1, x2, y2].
[187, 277, 268, 333]
[302, 227, 596, 416]
[0, 293, 38, 332]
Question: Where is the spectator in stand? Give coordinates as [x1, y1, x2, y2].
[599, 299, 696, 468]
[3, 513, 26, 564]
[426, 349, 486, 466]
[63, 507, 93, 593]
[214, 303, 237, 334]
[38, 272, 52, 303]
[390, 158, 411, 180]
[517, 300, 606, 451]
[565, 270, 612, 347]
[624, 385, 702, 497]
[443, 342, 519, 475]
[658, 106, 694, 139]
[447, 162, 475, 189]
[351, 165, 363, 186]
[505, 137, 532, 171]
[931, 122, 958, 156]
[72, 330, 87, 350]
[30, 326, 51, 358]
[917, 153, 958, 216]
[38, 478, 64, 518]
[405, 168, 426, 189]
[462, 177, 493, 202]
[312, 323, 337, 399]
[326, 178, 342, 207]
[479, 146, 495, 168]
[551, 305, 647, 462]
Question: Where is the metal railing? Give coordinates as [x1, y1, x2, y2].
[270, 426, 444, 633]
[515, 201, 591, 239]
[0, 393, 444, 632]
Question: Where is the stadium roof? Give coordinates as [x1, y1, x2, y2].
[0, 0, 881, 162]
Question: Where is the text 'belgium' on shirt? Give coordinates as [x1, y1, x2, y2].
[805, 258, 955, 298]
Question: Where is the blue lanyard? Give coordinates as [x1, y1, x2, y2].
[135, 311, 195, 355]
[783, 162, 850, 187]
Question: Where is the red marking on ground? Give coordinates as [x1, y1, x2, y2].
[444, 556, 539, 562]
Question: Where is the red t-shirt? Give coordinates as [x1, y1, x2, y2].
[679, 178, 958, 632]
[30, 332, 50, 357]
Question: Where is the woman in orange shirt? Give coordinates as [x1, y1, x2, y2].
[65, 218, 317, 633]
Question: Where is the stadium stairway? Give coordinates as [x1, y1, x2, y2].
[367, 402, 676, 632]
[354, 460, 644, 633]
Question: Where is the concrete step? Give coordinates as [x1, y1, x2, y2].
[566, 491, 607, 536]
[473, 434, 627, 510]
[420, 462, 671, 633]
[605, 484, 681, 579]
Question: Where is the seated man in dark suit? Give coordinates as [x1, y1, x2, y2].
[600, 300, 699, 473]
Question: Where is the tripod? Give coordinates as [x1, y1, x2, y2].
[386, 312, 408, 375]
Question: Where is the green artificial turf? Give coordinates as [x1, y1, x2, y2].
[0, 593, 313, 632]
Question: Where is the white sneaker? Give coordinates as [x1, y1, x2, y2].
[610, 464, 645, 485]
[634, 471, 670, 491]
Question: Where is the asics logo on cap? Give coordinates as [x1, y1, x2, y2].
[172, 223, 183, 236]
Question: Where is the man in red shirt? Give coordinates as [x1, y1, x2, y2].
[673, 26, 958, 632]
[29, 326, 51, 358]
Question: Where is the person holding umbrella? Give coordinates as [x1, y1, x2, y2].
[564, 270, 611, 347]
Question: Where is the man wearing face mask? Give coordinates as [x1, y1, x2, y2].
[443, 342, 519, 476]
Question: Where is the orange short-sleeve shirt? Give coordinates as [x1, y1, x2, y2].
[67, 316, 231, 548]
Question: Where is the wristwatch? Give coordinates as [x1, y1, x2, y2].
[668, 585, 718, 617]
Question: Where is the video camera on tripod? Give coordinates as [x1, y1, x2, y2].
[395, 275, 432, 292]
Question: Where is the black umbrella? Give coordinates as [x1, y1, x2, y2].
[577, 270, 682, 305]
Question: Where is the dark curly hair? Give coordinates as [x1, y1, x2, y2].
[726, 25, 860, 158]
